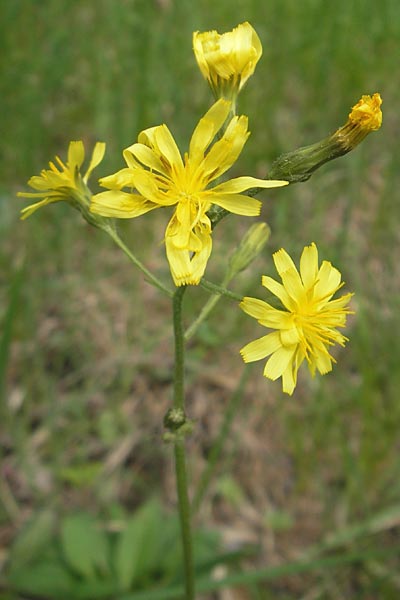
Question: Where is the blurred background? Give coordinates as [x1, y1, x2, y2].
[1, 0, 400, 598]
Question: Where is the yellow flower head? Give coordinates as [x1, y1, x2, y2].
[240, 243, 353, 395]
[18, 141, 106, 220]
[334, 93, 382, 151]
[193, 22, 262, 101]
[91, 99, 287, 287]
[348, 93, 382, 131]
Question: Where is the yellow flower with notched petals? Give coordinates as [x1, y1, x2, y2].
[90, 99, 287, 287]
[18, 141, 106, 221]
[240, 243, 353, 395]
[193, 22, 262, 101]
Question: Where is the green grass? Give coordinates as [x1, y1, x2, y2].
[1, 1, 400, 598]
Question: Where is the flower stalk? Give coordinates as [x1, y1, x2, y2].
[208, 93, 383, 227]
[165, 286, 195, 599]
[107, 228, 173, 297]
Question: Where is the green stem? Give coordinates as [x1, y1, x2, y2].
[199, 279, 243, 302]
[174, 442, 194, 599]
[172, 286, 195, 599]
[192, 366, 251, 515]
[107, 228, 173, 297]
[185, 275, 233, 342]
[173, 287, 186, 410]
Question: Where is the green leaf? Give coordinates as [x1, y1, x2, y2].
[115, 498, 164, 590]
[10, 509, 56, 567]
[7, 561, 77, 599]
[60, 513, 110, 580]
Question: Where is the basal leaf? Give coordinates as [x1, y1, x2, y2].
[115, 498, 164, 590]
[60, 513, 110, 580]
[10, 509, 56, 567]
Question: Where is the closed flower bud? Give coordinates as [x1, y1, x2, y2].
[228, 222, 271, 279]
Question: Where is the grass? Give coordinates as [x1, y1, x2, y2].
[1, 0, 400, 598]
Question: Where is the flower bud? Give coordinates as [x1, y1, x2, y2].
[227, 222, 270, 279]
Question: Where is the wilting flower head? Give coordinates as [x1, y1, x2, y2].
[240, 243, 353, 395]
[193, 22, 262, 102]
[91, 99, 287, 287]
[334, 93, 382, 151]
[18, 141, 106, 226]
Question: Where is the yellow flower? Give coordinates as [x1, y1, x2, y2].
[240, 243, 353, 395]
[348, 93, 382, 131]
[18, 141, 106, 221]
[193, 22, 262, 101]
[91, 99, 287, 287]
[334, 93, 382, 151]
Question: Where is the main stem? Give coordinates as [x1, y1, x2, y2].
[172, 286, 195, 599]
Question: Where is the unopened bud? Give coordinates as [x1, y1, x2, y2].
[227, 222, 271, 279]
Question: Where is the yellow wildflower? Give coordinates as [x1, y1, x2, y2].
[18, 141, 106, 222]
[334, 93, 382, 151]
[240, 243, 353, 395]
[348, 93, 382, 131]
[91, 99, 287, 287]
[193, 22, 262, 102]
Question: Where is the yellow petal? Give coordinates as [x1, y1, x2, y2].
[281, 364, 296, 396]
[314, 260, 342, 302]
[261, 275, 295, 311]
[90, 190, 158, 218]
[202, 115, 249, 181]
[212, 176, 288, 194]
[272, 248, 297, 276]
[240, 331, 281, 362]
[68, 141, 85, 170]
[299, 242, 319, 289]
[154, 125, 184, 170]
[189, 99, 231, 162]
[99, 168, 136, 190]
[165, 222, 212, 286]
[170, 204, 192, 248]
[280, 327, 300, 347]
[186, 229, 213, 283]
[211, 193, 261, 216]
[280, 268, 306, 306]
[26, 175, 55, 191]
[264, 346, 296, 381]
[123, 143, 168, 176]
[311, 343, 334, 375]
[131, 169, 175, 205]
[20, 197, 58, 219]
[138, 126, 158, 148]
[84, 142, 106, 182]
[240, 296, 276, 320]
